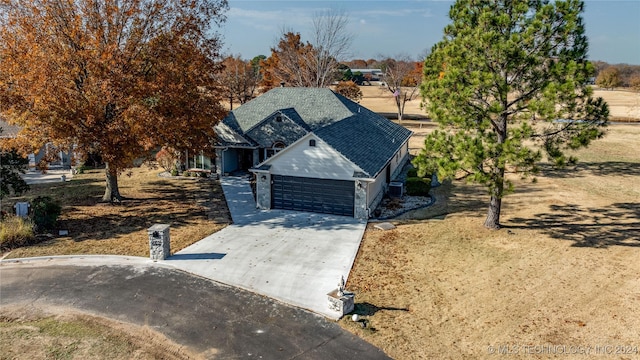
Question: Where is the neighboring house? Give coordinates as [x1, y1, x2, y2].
[0, 117, 73, 169]
[214, 87, 412, 220]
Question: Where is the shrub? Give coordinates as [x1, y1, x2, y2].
[0, 215, 35, 250]
[76, 163, 89, 174]
[155, 147, 177, 172]
[31, 196, 61, 231]
[405, 177, 431, 196]
[170, 168, 179, 176]
[406, 168, 418, 178]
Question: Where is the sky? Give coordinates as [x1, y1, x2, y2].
[220, 0, 640, 65]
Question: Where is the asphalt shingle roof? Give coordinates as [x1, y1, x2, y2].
[217, 87, 413, 178]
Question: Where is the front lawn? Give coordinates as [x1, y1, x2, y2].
[1, 165, 230, 259]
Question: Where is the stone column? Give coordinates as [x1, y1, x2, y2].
[214, 149, 223, 178]
[148, 224, 170, 261]
[327, 276, 355, 318]
[256, 173, 271, 210]
[353, 180, 368, 220]
[252, 149, 260, 166]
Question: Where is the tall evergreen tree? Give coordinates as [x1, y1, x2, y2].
[414, 0, 609, 229]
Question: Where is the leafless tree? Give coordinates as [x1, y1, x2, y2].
[379, 55, 422, 122]
[311, 9, 353, 88]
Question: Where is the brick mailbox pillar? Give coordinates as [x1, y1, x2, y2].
[148, 224, 170, 261]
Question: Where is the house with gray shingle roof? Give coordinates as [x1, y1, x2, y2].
[214, 87, 412, 220]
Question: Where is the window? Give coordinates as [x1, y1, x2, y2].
[275, 115, 282, 122]
[309, 139, 316, 147]
[265, 141, 286, 159]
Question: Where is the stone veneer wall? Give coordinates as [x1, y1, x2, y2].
[255, 173, 271, 210]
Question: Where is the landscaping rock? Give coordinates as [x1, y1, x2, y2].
[374, 222, 396, 231]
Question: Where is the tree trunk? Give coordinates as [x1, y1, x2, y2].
[395, 94, 403, 122]
[484, 152, 506, 229]
[484, 189, 502, 229]
[102, 162, 122, 203]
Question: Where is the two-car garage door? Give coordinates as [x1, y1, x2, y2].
[271, 175, 354, 216]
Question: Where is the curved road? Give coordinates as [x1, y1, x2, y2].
[0, 258, 390, 359]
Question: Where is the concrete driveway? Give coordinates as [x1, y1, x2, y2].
[21, 168, 74, 184]
[163, 176, 367, 319]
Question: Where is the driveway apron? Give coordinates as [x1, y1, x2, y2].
[163, 176, 367, 319]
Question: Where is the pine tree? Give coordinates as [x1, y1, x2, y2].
[414, 0, 609, 229]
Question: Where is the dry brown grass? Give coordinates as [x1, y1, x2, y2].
[1, 165, 230, 259]
[359, 85, 640, 123]
[0, 305, 201, 360]
[340, 124, 640, 359]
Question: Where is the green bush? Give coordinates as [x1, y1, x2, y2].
[405, 177, 431, 196]
[31, 196, 61, 231]
[0, 215, 35, 250]
[406, 168, 418, 178]
[170, 168, 179, 176]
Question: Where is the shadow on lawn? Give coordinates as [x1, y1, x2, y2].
[352, 302, 410, 316]
[539, 161, 640, 178]
[507, 202, 640, 248]
[57, 179, 228, 242]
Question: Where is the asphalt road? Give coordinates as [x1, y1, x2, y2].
[0, 261, 390, 359]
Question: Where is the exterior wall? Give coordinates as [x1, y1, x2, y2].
[389, 141, 409, 180]
[222, 149, 238, 174]
[266, 135, 361, 180]
[255, 172, 271, 210]
[367, 171, 386, 208]
[364, 142, 410, 216]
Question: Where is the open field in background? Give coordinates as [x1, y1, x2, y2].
[339, 123, 640, 359]
[1, 166, 230, 259]
[360, 85, 640, 122]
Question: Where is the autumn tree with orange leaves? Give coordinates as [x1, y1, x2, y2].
[334, 81, 362, 102]
[218, 55, 261, 110]
[260, 32, 316, 90]
[0, 0, 229, 202]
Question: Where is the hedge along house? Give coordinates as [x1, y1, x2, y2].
[214, 87, 412, 220]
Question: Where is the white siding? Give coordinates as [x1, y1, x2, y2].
[266, 134, 361, 181]
[367, 171, 386, 207]
[389, 141, 409, 177]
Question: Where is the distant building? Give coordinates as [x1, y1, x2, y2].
[350, 69, 383, 82]
[0, 117, 73, 169]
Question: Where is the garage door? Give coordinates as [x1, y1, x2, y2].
[271, 175, 354, 216]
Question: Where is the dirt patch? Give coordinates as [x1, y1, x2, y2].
[0, 305, 208, 359]
[340, 124, 640, 359]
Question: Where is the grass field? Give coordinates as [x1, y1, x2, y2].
[338, 123, 640, 359]
[359, 85, 640, 122]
